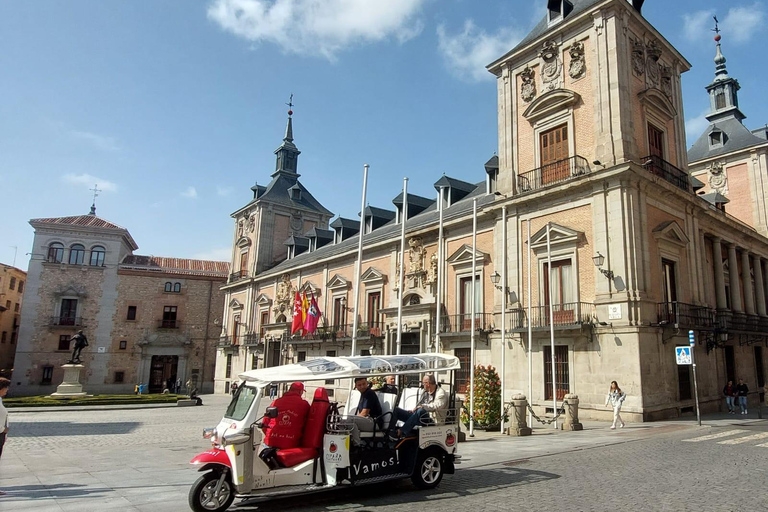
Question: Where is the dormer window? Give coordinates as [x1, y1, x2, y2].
[548, 0, 573, 24]
[709, 128, 725, 149]
[289, 185, 302, 201]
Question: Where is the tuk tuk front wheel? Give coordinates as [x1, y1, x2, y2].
[411, 449, 444, 489]
[189, 470, 235, 512]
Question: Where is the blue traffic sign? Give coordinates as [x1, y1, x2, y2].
[676, 346, 692, 365]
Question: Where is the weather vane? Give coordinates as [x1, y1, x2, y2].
[286, 93, 294, 116]
[712, 15, 720, 37]
[89, 184, 102, 214]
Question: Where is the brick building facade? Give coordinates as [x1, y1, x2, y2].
[0, 264, 26, 377]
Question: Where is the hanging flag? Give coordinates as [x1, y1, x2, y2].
[304, 292, 322, 334]
[301, 291, 310, 329]
[290, 291, 303, 335]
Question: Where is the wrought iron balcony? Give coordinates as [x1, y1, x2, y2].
[229, 270, 250, 283]
[508, 302, 595, 331]
[657, 302, 715, 329]
[356, 321, 385, 339]
[641, 155, 690, 192]
[242, 333, 262, 346]
[50, 316, 83, 327]
[436, 313, 495, 334]
[516, 156, 591, 195]
[158, 319, 181, 329]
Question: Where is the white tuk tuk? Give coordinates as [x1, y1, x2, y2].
[188, 353, 461, 512]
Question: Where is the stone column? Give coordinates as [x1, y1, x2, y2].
[753, 254, 766, 316]
[562, 394, 583, 431]
[728, 243, 743, 313]
[741, 250, 755, 315]
[507, 394, 532, 436]
[712, 237, 728, 310]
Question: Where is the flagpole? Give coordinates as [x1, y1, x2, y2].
[527, 220, 533, 427]
[546, 222, 557, 429]
[469, 198, 477, 438]
[396, 177, 408, 356]
[500, 205, 506, 434]
[350, 164, 369, 357]
[434, 186, 445, 354]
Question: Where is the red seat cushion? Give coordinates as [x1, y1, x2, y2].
[301, 388, 330, 449]
[275, 447, 318, 467]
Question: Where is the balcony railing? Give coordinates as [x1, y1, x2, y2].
[508, 303, 595, 331]
[242, 334, 262, 345]
[355, 322, 385, 339]
[229, 270, 250, 283]
[516, 156, 591, 195]
[641, 155, 690, 192]
[657, 302, 715, 329]
[158, 319, 181, 329]
[50, 316, 83, 327]
[436, 313, 495, 334]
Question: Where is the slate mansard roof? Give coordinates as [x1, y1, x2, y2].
[688, 118, 767, 162]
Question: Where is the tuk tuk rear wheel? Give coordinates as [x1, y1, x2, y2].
[411, 449, 444, 489]
[189, 470, 235, 512]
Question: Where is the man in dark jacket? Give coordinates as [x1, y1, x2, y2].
[261, 382, 310, 449]
[735, 379, 749, 415]
[349, 377, 382, 445]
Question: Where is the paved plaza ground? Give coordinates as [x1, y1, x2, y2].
[1, 395, 766, 512]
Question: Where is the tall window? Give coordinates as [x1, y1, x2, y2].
[544, 259, 575, 324]
[239, 251, 248, 277]
[251, 353, 258, 370]
[173, 282, 181, 293]
[60, 299, 78, 325]
[225, 354, 232, 378]
[48, 243, 64, 263]
[455, 348, 471, 394]
[544, 345, 570, 400]
[127, 305, 137, 320]
[233, 315, 241, 345]
[17, 281, 24, 293]
[164, 282, 173, 292]
[459, 275, 482, 329]
[90, 246, 106, 266]
[367, 292, 381, 327]
[333, 297, 346, 329]
[259, 310, 269, 338]
[540, 124, 569, 184]
[42, 366, 54, 385]
[69, 244, 85, 265]
[162, 306, 178, 328]
[648, 123, 664, 159]
[9, 277, 16, 291]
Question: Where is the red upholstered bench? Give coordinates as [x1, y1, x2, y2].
[275, 387, 330, 468]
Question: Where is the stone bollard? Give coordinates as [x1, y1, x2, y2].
[507, 394, 532, 436]
[562, 394, 583, 431]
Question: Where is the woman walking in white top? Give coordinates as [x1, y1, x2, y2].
[0, 377, 10, 496]
[605, 380, 626, 430]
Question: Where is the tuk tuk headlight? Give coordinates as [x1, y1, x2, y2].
[203, 427, 217, 440]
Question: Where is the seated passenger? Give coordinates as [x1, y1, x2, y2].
[261, 382, 310, 449]
[349, 377, 382, 445]
[375, 375, 398, 395]
[392, 373, 447, 438]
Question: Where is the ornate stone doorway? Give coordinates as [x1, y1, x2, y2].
[149, 355, 178, 393]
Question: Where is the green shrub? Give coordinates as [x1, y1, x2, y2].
[4, 394, 182, 408]
[460, 364, 503, 430]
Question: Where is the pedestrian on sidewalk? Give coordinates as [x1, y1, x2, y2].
[0, 377, 11, 496]
[735, 379, 749, 415]
[723, 380, 736, 414]
[605, 380, 626, 429]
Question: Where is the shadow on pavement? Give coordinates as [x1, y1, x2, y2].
[0, 483, 113, 500]
[233, 465, 560, 511]
[9, 421, 141, 437]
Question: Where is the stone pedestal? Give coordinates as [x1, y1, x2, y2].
[51, 364, 87, 397]
[561, 394, 583, 431]
[507, 394, 532, 436]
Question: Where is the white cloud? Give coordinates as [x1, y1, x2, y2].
[216, 185, 233, 196]
[437, 20, 523, 82]
[683, 3, 765, 44]
[685, 109, 710, 143]
[181, 186, 198, 199]
[70, 130, 120, 151]
[207, 0, 427, 59]
[193, 247, 232, 262]
[62, 173, 118, 192]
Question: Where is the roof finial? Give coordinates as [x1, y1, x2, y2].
[711, 15, 728, 79]
[89, 184, 102, 215]
[712, 15, 721, 38]
[286, 93, 294, 117]
[283, 93, 295, 142]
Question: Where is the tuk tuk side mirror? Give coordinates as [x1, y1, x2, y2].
[265, 406, 279, 419]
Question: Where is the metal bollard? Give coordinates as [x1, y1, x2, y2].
[507, 394, 532, 436]
[562, 394, 583, 431]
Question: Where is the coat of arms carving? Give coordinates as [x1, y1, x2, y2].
[568, 41, 586, 79]
[659, 64, 673, 100]
[408, 237, 426, 274]
[631, 37, 645, 77]
[708, 161, 728, 196]
[425, 252, 438, 285]
[539, 40, 561, 91]
[273, 273, 294, 316]
[645, 40, 662, 89]
[520, 66, 536, 103]
[248, 214, 256, 233]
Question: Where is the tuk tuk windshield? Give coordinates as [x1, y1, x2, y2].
[224, 384, 258, 421]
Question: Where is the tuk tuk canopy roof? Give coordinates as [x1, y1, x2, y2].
[238, 353, 460, 387]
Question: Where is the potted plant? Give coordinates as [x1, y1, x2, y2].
[460, 364, 503, 430]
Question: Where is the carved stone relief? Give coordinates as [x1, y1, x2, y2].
[520, 66, 536, 103]
[539, 40, 561, 91]
[248, 213, 256, 233]
[568, 41, 586, 79]
[273, 273, 294, 316]
[659, 64, 673, 100]
[237, 219, 245, 237]
[290, 211, 303, 235]
[645, 40, 662, 89]
[631, 37, 645, 77]
[425, 252, 438, 285]
[708, 161, 728, 196]
[408, 237, 425, 273]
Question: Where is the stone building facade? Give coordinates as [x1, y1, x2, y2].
[215, 0, 768, 421]
[0, 264, 26, 377]
[13, 212, 227, 396]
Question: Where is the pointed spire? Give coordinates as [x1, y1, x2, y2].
[272, 94, 301, 178]
[704, 19, 744, 123]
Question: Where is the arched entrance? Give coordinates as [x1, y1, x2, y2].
[150, 355, 178, 393]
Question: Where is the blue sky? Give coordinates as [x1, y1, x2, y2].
[1, 1, 766, 270]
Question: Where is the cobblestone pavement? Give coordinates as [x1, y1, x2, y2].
[1, 395, 766, 512]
